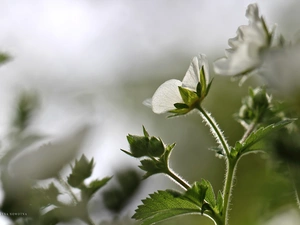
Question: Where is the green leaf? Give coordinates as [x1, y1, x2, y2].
[133, 190, 201, 225]
[205, 78, 214, 97]
[233, 119, 295, 155]
[182, 181, 208, 207]
[67, 154, 94, 188]
[161, 143, 176, 164]
[216, 190, 223, 214]
[30, 182, 60, 208]
[139, 159, 166, 179]
[174, 103, 189, 109]
[12, 91, 39, 131]
[83, 177, 111, 199]
[168, 107, 191, 117]
[202, 179, 216, 208]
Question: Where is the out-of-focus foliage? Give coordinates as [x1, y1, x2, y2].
[0, 89, 141, 225]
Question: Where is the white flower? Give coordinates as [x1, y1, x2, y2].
[9, 125, 91, 180]
[262, 44, 300, 95]
[214, 3, 271, 76]
[148, 54, 211, 116]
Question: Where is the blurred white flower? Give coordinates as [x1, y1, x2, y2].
[9, 125, 91, 180]
[214, 3, 271, 76]
[147, 54, 211, 116]
[262, 44, 300, 95]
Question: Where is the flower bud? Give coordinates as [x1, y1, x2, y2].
[148, 137, 165, 157]
[252, 88, 269, 109]
[127, 135, 149, 158]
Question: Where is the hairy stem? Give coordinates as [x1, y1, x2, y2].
[197, 106, 238, 225]
[222, 159, 237, 225]
[197, 106, 230, 157]
[166, 168, 190, 190]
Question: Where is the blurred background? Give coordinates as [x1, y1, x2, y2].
[0, 0, 300, 224]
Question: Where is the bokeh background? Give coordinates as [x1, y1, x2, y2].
[0, 0, 300, 224]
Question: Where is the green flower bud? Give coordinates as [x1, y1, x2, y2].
[127, 135, 149, 158]
[147, 137, 165, 157]
[252, 88, 269, 109]
[238, 105, 249, 119]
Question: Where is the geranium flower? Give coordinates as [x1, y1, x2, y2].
[147, 54, 212, 116]
[213, 3, 271, 76]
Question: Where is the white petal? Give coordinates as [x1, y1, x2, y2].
[9, 125, 90, 180]
[151, 79, 182, 114]
[246, 4, 260, 23]
[213, 4, 268, 76]
[182, 54, 209, 89]
[143, 98, 152, 108]
[214, 43, 260, 76]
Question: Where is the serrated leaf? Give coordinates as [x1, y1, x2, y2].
[139, 159, 165, 179]
[133, 190, 201, 225]
[182, 181, 207, 207]
[234, 119, 295, 155]
[202, 179, 216, 208]
[67, 154, 94, 187]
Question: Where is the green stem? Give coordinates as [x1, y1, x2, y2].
[197, 106, 238, 225]
[222, 159, 236, 225]
[57, 175, 95, 225]
[197, 106, 230, 157]
[166, 168, 191, 190]
[240, 121, 257, 143]
[56, 174, 79, 205]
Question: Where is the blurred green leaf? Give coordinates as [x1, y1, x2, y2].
[103, 169, 141, 213]
[67, 154, 94, 188]
[0, 52, 10, 65]
[12, 91, 39, 131]
[30, 182, 60, 209]
[83, 177, 111, 200]
[232, 119, 295, 156]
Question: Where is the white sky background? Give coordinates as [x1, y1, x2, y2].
[0, 0, 299, 224]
